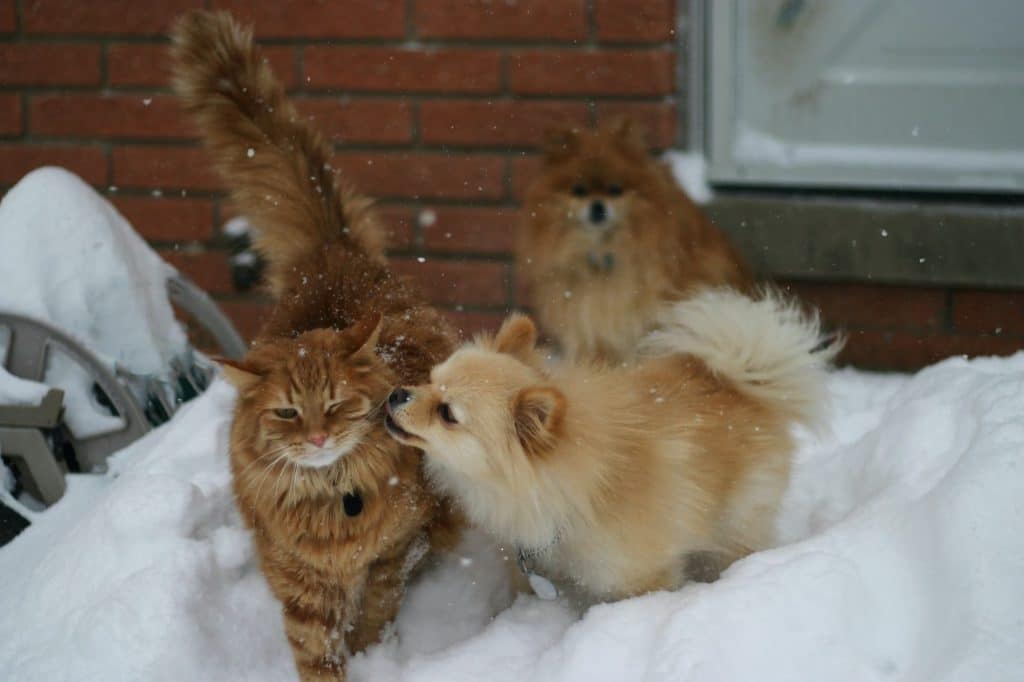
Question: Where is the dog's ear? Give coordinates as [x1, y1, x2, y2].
[606, 117, 647, 157]
[347, 312, 384, 372]
[513, 386, 565, 457]
[543, 126, 581, 164]
[494, 313, 538, 361]
[216, 358, 262, 390]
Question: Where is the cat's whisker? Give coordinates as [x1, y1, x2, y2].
[237, 445, 295, 479]
[251, 450, 293, 505]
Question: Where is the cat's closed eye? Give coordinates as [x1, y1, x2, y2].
[327, 396, 370, 417]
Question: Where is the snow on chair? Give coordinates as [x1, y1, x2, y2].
[0, 167, 246, 532]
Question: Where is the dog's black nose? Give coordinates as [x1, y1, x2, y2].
[388, 388, 412, 407]
[589, 200, 607, 224]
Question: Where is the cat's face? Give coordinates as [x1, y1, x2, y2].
[221, 314, 394, 470]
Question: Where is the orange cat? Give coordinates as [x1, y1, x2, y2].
[518, 120, 753, 364]
[171, 11, 460, 680]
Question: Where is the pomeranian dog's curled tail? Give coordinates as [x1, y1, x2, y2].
[639, 288, 843, 427]
[170, 10, 385, 295]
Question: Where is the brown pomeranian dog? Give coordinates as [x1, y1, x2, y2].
[172, 11, 460, 680]
[518, 120, 753, 364]
[385, 289, 838, 604]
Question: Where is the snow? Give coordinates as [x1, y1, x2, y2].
[0, 168, 189, 436]
[665, 151, 713, 204]
[3, 353, 1024, 681]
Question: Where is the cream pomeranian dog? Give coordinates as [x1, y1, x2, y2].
[385, 289, 839, 603]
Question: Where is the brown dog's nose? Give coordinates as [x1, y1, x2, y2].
[589, 200, 607, 223]
[388, 388, 412, 408]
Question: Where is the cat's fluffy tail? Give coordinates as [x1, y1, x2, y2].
[639, 288, 842, 428]
[170, 10, 385, 295]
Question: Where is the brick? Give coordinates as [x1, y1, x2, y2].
[111, 196, 215, 242]
[0, 94, 21, 136]
[374, 206, 415, 250]
[0, 144, 106, 185]
[595, 101, 677, 149]
[783, 282, 946, 332]
[161, 249, 234, 294]
[952, 290, 1024, 335]
[838, 330, 1023, 372]
[30, 94, 191, 140]
[113, 146, 222, 191]
[420, 206, 520, 254]
[392, 258, 509, 307]
[108, 43, 296, 89]
[416, 0, 586, 40]
[215, 0, 405, 38]
[444, 309, 507, 339]
[510, 154, 543, 199]
[335, 152, 505, 200]
[596, 0, 676, 43]
[420, 100, 589, 148]
[0, 1, 15, 33]
[216, 298, 273, 342]
[0, 44, 101, 86]
[24, 0, 200, 35]
[304, 47, 502, 93]
[510, 50, 675, 96]
[295, 99, 412, 144]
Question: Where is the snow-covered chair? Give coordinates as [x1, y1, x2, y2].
[0, 167, 245, 518]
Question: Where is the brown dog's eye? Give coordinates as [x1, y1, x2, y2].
[438, 403, 458, 425]
[274, 407, 298, 419]
[571, 184, 588, 197]
[607, 184, 623, 197]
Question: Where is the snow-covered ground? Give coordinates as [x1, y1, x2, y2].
[2, 353, 1023, 681]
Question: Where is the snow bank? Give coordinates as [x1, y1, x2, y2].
[2, 355, 1024, 681]
[665, 151, 713, 204]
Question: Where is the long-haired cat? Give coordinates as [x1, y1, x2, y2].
[518, 120, 753, 364]
[171, 11, 460, 680]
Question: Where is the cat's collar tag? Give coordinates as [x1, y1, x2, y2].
[343, 491, 363, 517]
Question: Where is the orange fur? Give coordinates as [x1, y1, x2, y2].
[386, 292, 837, 605]
[518, 119, 753, 364]
[170, 11, 461, 680]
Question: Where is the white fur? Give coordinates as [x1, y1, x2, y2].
[638, 287, 842, 428]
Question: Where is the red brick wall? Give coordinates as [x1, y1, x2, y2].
[0, 0, 1020, 371]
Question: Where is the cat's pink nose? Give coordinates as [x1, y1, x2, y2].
[307, 432, 327, 448]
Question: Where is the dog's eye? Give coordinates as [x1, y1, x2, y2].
[570, 184, 588, 197]
[438, 403, 458, 425]
[606, 184, 623, 197]
[273, 407, 298, 419]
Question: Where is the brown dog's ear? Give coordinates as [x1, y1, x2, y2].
[347, 312, 384, 372]
[606, 117, 647, 157]
[216, 358, 262, 390]
[513, 386, 566, 457]
[494, 313, 538, 361]
[543, 126, 581, 164]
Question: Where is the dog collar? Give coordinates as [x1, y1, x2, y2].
[343, 491, 363, 517]
[516, 547, 559, 601]
[586, 251, 615, 274]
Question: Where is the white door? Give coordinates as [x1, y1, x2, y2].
[706, 0, 1024, 193]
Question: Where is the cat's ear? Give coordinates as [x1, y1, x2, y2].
[493, 313, 538, 361]
[215, 358, 261, 390]
[348, 312, 384, 372]
[513, 386, 565, 457]
[543, 126, 581, 164]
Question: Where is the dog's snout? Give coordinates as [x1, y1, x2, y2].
[388, 388, 412, 408]
[589, 200, 607, 224]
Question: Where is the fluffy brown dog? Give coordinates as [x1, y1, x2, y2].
[171, 11, 460, 680]
[518, 120, 753, 364]
[386, 289, 837, 604]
